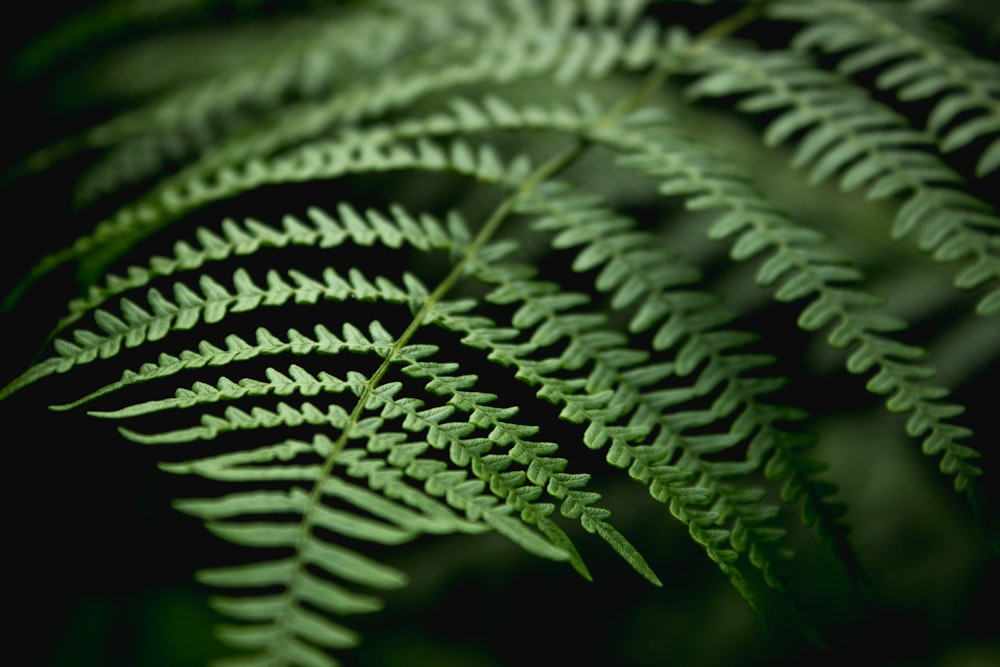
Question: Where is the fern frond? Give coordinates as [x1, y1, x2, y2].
[514, 180, 849, 589]
[434, 263, 770, 610]
[6, 4, 678, 308]
[485, 182, 861, 626]
[599, 104, 985, 510]
[81, 335, 581, 571]
[8, 134, 528, 308]
[74, 331, 600, 666]
[5, 2, 997, 663]
[769, 0, 1000, 177]
[55, 203, 466, 334]
[45, 322, 400, 412]
[161, 438, 485, 536]
[17, 85, 604, 325]
[0, 267, 425, 402]
[425, 227, 797, 621]
[164, 427, 557, 667]
[575, 118, 859, 565]
[58, 0, 663, 209]
[71, 86, 625, 279]
[130, 428, 465, 666]
[28, 1, 507, 190]
[685, 43, 1000, 316]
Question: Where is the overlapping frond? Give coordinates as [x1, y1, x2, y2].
[27, 2, 510, 191]
[435, 253, 771, 615]
[3, 1, 997, 664]
[55, 203, 467, 334]
[24, 0, 665, 214]
[16, 95, 590, 303]
[512, 181, 833, 590]
[769, 0, 1000, 177]
[0, 266, 425, 401]
[684, 42, 1000, 317]
[55, 137, 521, 286]
[93, 336, 580, 666]
[592, 104, 984, 520]
[29, 290, 615, 664]
[106, 343, 574, 561]
[6, 0, 678, 306]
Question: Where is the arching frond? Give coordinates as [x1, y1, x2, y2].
[769, 0, 1000, 177]
[592, 104, 984, 521]
[684, 43, 1000, 316]
[56, 203, 467, 333]
[3, 2, 996, 665]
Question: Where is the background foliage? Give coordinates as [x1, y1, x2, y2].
[2, 1, 998, 666]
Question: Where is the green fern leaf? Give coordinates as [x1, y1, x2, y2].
[3, 2, 996, 663]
